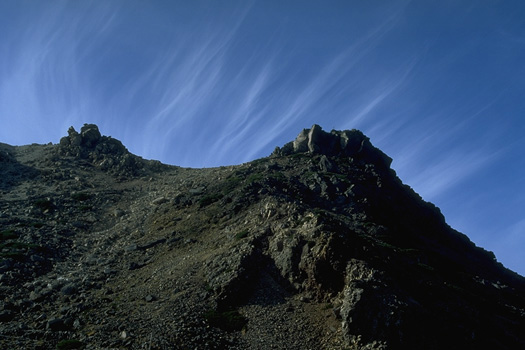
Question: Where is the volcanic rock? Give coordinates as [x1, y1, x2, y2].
[0, 124, 523, 350]
[80, 123, 101, 148]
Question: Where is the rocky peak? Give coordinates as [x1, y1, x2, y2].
[59, 123, 119, 154]
[57, 124, 164, 177]
[274, 124, 392, 169]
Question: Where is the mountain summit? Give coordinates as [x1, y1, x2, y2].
[1, 124, 524, 349]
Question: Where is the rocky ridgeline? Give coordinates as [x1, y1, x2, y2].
[0, 124, 524, 349]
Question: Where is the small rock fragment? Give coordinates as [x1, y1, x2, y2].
[152, 197, 168, 205]
[46, 318, 68, 331]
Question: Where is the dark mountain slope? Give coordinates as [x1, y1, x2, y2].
[0, 124, 523, 349]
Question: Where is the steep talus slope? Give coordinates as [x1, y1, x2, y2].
[0, 124, 523, 349]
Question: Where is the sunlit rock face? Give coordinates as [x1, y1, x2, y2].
[275, 124, 392, 169]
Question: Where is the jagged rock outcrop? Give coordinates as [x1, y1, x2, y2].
[0, 124, 523, 350]
[274, 124, 392, 170]
[58, 123, 165, 177]
[59, 124, 103, 151]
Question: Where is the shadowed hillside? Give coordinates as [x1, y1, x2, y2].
[1, 124, 523, 349]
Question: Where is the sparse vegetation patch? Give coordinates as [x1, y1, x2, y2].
[71, 192, 91, 201]
[0, 229, 17, 240]
[246, 173, 264, 184]
[199, 193, 224, 207]
[56, 339, 84, 350]
[204, 308, 247, 332]
[235, 230, 249, 240]
[0, 241, 41, 260]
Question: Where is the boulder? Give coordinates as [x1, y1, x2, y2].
[46, 317, 69, 331]
[80, 124, 101, 148]
[68, 126, 82, 146]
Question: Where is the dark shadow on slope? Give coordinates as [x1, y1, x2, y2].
[0, 143, 40, 192]
[243, 258, 292, 307]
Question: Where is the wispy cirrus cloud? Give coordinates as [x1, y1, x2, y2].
[384, 93, 507, 201]
[496, 219, 525, 272]
[1, 0, 412, 168]
[0, 0, 522, 275]
[0, 1, 119, 143]
[401, 147, 498, 200]
[201, 8, 413, 165]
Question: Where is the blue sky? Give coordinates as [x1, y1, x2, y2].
[1, 0, 524, 275]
